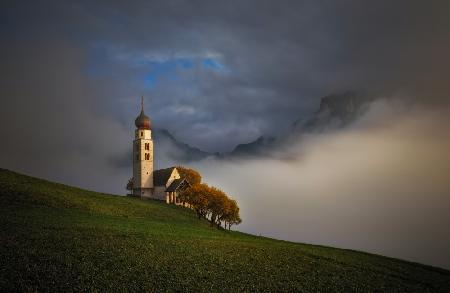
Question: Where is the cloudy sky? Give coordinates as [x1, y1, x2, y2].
[1, 1, 450, 268]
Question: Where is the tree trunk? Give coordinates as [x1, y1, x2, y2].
[210, 214, 216, 227]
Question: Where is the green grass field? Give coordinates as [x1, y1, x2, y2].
[1, 168, 449, 292]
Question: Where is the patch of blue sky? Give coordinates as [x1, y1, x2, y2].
[143, 74, 157, 89]
[202, 57, 228, 72]
[142, 57, 198, 89]
[143, 59, 182, 89]
[178, 58, 194, 69]
[87, 44, 228, 89]
[143, 56, 229, 89]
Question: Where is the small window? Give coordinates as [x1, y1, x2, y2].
[141, 131, 143, 137]
[145, 143, 149, 150]
[145, 153, 149, 160]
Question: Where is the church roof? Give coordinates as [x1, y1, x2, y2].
[135, 110, 151, 129]
[153, 167, 176, 186]
[166, 178, 189, 192]
[135, 96, 151, 130]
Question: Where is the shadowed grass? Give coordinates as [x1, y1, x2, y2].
[0, 168, 449, 292]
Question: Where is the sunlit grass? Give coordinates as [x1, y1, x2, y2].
[0, 168, 449, 291]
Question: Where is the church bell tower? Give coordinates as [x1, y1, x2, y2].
[133, 97, 154, 197]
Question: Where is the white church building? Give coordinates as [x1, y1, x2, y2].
[130, 98, 189, 204]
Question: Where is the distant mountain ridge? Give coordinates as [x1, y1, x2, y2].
[293, 91, 370, 132]
[157, 91, 373, 161]
[153, 129, 211, 162]
[224, 91, 372, 158]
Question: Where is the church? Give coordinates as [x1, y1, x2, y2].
[130, 98, 190, 204]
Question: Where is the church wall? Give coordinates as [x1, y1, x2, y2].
[135, 128, 152, 140]
[132, 187, 165, 201]
[133, 129, 153, 190]
[152, 186, 166, 201]
[136, 188, 153, 198]
[165, 168, 181, 188]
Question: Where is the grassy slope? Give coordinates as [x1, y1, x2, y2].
[0, 169, 449, 292]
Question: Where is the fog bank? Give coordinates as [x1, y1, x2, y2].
[194, 100, 450, 269]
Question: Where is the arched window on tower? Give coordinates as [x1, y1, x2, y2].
[145, 143, 149, 150]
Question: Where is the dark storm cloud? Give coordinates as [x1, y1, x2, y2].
[3, 1, 449, 151]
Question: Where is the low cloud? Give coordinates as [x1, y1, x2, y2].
[194, 99, 450, 269]
[0, 41, 132, 193]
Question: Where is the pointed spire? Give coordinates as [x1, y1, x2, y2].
[135, 95, 151, 129]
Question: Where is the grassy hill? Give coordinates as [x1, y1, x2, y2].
[1, 169, 449, 292]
